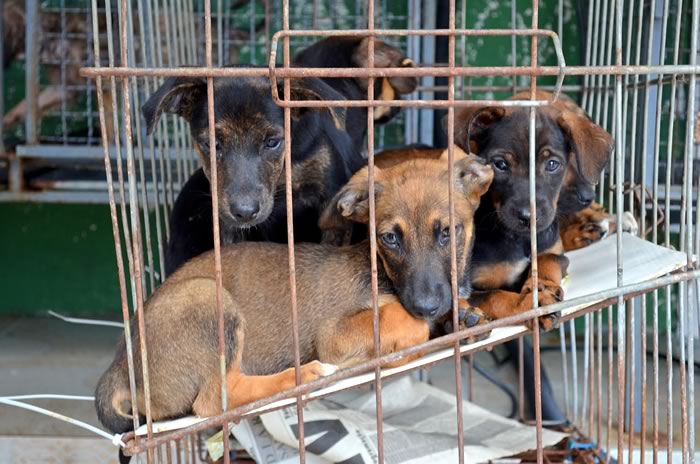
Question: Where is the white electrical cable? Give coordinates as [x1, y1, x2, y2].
[0, 397, 126, 448]
[47, 310, 124, 328]
[0, 394, 94, 401]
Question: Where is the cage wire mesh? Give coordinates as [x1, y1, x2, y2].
[1, 0, 697, 462]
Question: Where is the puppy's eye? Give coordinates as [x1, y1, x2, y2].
[380, 232, 399, 248]
[493, 158, 509, 172]
[202, 140, 221, 157]
[265, 137, 282, 150]
[438, 225, 462, 246]
[438, 227, 450, 246]
[545, 159, 561, 173]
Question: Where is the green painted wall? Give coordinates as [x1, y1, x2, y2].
[0, 203, 121, 316]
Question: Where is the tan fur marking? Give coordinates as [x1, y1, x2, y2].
[374, 78, 397, 121]
[320, 301, 430, 369]
[192, 360, 333, 417]
[472, 260, 530, 289]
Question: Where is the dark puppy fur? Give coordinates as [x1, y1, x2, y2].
[510, 91, 615, 252]
[509, 91, 609, 216]
[95, 156, 493, 436]
[452, 93, 612, 328]
[294, 36, 418, 170]
[142, 75, 355, 275]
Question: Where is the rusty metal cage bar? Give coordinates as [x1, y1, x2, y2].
[64, 0, 700, 462]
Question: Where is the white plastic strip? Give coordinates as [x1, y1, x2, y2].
[47, 310, 124, 328]
[0, 398, 125, 448]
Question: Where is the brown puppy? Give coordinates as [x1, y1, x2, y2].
[95, 154, 493, 434]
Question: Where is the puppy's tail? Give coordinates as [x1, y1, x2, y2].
[95, 364, 135, 434]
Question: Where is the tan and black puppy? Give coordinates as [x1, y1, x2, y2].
[510, 91, 617, 252]
[294, 36, 418, 170]
[95, 155, 493, 434]
[453, 92, 612, 328]
[142, 75, 356, 276]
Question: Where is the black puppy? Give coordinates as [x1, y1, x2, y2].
[453, 99, 611, 329]
[142, 76, 354, 275]
[294, 36, 418, 171]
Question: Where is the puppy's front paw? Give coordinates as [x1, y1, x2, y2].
[575, 221, 606, 248]
[519, 278, 563, 331]
[442, 302, 492, 344]
[561, 203, 614, 251]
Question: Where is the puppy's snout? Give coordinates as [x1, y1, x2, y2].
[230, 198, 260, 222]
[577, 188, 595, 206]
[515, 207, 531, 227]
[405, 273, 450, 319]
[412, 294, 442, 318]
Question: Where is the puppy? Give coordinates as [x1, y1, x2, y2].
[451, 92, 612, 328]
[294, 36, 418, 170]
[95, 154, 493, 434]
[142, 75, 355, 275]
[509, 91, 616, 252]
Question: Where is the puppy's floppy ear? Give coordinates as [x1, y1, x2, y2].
[450, 106, 506, 154]
[352, 38, 418, 95]
[142, 76, 206, 134]
[388, 58, 418, 95]
[557, 111, 613, 184]
[320, 166, 385, 229]
[450, 154, 495, 203]
[278, 77, 347, 130]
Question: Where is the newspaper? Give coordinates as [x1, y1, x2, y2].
[225, 376, 567, 464]
[562, 232, 690, 300]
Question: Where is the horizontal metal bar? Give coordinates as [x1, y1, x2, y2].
[267, 29, 566, 103]
[0, 191, 113, 204]
[80, 64, 700, 80]
[0, 186, 181, 205]
[15, 144, 186, 161]
[121, 267, 700, 455]
[272, 27, 561, 38]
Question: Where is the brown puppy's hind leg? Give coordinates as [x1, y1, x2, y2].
[319, 301, 430, 370]
[193, 360, 338, 417]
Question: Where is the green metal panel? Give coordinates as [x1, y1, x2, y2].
[0, 203, 121, 316]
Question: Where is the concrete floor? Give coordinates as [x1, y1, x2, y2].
[0, 316, 697, 463]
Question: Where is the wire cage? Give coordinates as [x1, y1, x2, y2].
[4, 0, 697, 462]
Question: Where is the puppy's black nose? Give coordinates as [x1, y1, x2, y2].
[411, 295, 442, 318]
[577, 189, 595, 206]
[516, 208, 531, 227]
[230, 199, 260, 222]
